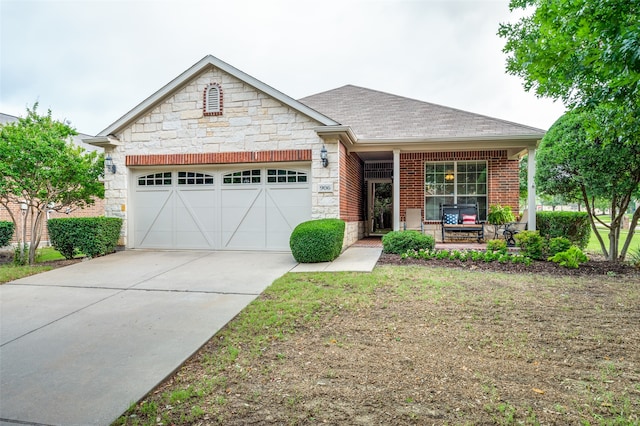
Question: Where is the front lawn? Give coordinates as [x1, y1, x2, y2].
[586, 228, 640, 256]
[115, 266, 640, 425]
[0, 264, 53, 284]
[0, 247, 68, 284]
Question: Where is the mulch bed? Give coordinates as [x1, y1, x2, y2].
[377, 252, 640, 278]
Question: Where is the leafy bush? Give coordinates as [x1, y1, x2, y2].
[486, 239, 507, 254]
[488, 204, 516, 225]
[536, 211, 591, 249]
[548, 237, 572, 257]
[47, 217, 123, 259]
[401, 248, 531, 266]
[382, 231, 435, 254]
[629, 245, 640, 268]
[514, 230, 546, 260]
[548, 246, 588, 269]
[289, 219, 345, 263]
[0, 221, 14, 247]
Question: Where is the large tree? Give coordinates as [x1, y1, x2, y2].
[0, 105, 104, 265]
[498, 0, 640, 142]
[536, 110, 640, 261]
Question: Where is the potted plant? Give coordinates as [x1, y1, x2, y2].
[488, 204, 516, 225]
[487, 205, 516, 240]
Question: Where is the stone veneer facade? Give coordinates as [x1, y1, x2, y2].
[102, 67, 363, 248]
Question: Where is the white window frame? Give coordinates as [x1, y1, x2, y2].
[137, 172, 172, 186]
[266, 169, 308, 184]
[222, 169, 261, 185]
[424, 160, 488, 221]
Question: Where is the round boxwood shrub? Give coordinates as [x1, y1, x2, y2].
[289, 219, 345, 263]
[382, 230, 435, 254]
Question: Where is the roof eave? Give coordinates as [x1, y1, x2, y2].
[97, 55, 338, 137]
[352, 135, 542, 160]
[83, 135, 122, 148]
[314, 125, 358, 146]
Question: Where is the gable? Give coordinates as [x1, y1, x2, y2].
[95, 55, 338, 138]
[108, 67, 326, 154]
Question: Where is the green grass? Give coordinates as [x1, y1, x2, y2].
[586, 228, 640, 255]
[115, 267, 640, 425]
[35, 246, 67, 262]
[0, 264, 53, 283]
[0, 247, 66, 284]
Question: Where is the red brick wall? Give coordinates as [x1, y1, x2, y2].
[399, 150, 519, 222]
[0, 198, 106, 244]
[339, 144, 364, 222]
[126, 149, 311, 166]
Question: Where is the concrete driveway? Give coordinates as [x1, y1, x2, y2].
[0, 250, 297, 426]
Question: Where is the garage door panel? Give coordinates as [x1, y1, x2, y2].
[132, 167, 310, 251]
[176, 191, 217, 246]
[265, 187, 311, 250]
[134, 191, 175, 248]
[221, 188, 265, 249]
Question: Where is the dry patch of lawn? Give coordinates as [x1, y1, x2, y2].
[116, 266, 640, 425]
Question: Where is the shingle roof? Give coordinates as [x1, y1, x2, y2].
[298, 85, 545, 141]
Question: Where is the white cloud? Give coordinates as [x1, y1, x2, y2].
[0, 0, 565, 135]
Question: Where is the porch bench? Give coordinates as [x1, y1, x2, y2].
[440, 203, 484, 243]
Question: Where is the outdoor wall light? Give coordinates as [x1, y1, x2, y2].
[320, 145, 328, 168]
[105, 155, 116, 174]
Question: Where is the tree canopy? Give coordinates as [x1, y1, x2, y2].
[536, 109, 640, 261]
[0, 104, 104, 264]
[499, 0, 640, 141]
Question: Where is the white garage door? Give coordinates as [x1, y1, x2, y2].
[133, 167, 311, 251]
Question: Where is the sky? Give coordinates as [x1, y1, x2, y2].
[0, 0, 566, 136]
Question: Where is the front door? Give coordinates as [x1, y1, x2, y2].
[368, 180, 393, 235]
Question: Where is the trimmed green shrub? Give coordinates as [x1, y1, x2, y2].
[548, 246, 588, 269]
[486, 239, 507, 254]
[514, 230, 545, 260]
[537, 211, 591, 249]
[548, 236, 572, 257]
[382, 231, 435, 254]
[48, 217, 123, 259]
[0, 221, 15, 247]
[289, 219, 345, 263]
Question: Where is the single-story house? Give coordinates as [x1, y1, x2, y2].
[0, 113, 105, 244]
[85, 55, 542, 251]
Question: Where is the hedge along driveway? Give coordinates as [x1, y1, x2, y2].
[0, 249, 297, 426]
[48, 216, 123, 259]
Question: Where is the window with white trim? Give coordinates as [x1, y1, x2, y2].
[177, 171, 214, 185]
[223, 169, 261, 184]
[138, 172, 172, 186]
[266, 169, 308, 183]
[204, 83, 222, 116]
[424, 161, 487, 221]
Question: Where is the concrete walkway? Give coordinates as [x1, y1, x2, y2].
[290, 246, 382, 272]
[0, 245, 381, 426]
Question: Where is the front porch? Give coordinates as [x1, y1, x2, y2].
[355, 147, 538, 243]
